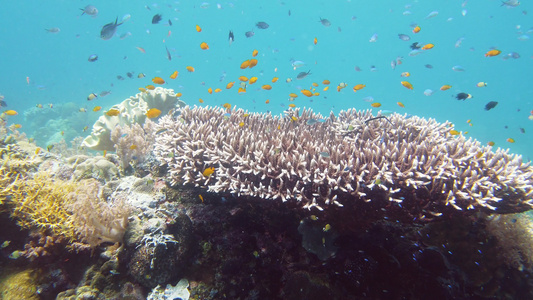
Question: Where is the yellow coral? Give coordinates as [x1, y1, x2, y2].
[0, 268, 40, 300]
[8, 172, 78, 242]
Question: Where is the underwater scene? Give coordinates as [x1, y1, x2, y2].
[1, 0, 533, 299]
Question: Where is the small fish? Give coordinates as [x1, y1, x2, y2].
[229, 30, 234, 44]
[296, 70, 311, 80]
[301, 89, 313, 97]
[369, 33, 378, 42]
[196, 24, 202, 32]
[452, 65, 465, 72]
[371, 102, 382, 108]
[152, 14, 163, 24]
[501, 0, 520, 8]
[99, 91, 111, 97]
[170, 71, 178, 79]
[440, 85, 452, 91]
[80, 5, 98, 16]
[138, 73, 146, 78]
[476, 82, 487, 87]
[186, 66, 195, 72]
[401, 81, 413, 90]
[146, 108, 162, 118]
[455, 92, 472, 100]
[245, 30, 255, 38]
[203, 167, 215, 177]
[423, 89, 434, 96]
[353, 84, 366, 91]
[152, 77, 165, 85]
[45, 27, 60, 33]
[425, 11, 439, 19]
[484, 101, 498, 110]
[412, 26, 421, 33]
[319, 18, 331, 27]
[79, 108, 87, 112]
[421, 43, 434, 50]
[485, 49, 501, 57]
[200, 42, 209, 50]
[100, 17, 123, 40]
[256, 22, 269, 29]
[401, 72, 410, 77]
[88, 54, 98, 62]
[106, 109, 121, 116]
[487, 141, 495, 146]
[262, 84, 272, 90]
[397, 102, 405, 108]
[425, 64, 433, 69]
[507, 138, 515, 143]
[449, 130, 460, 135]
[4, 110, 18, 116]
[165, 46, 172, 61]
[398, 34, 411, 41]
[117, 75, 125, 80]
[519, 128, 525, 134]
[455, 37, 465, 48]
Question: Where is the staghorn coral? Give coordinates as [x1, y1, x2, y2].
[110, 119, 156, 170]
[154, 106, 533, 220]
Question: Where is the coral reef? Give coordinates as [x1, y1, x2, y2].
[67, 154, 120, 182]
[82, 87, 185, 151]
[155, 106, 533, 220]
[0, 268, 41, 300]
[110, 119, 156, 170]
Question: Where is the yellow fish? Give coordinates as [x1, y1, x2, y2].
[202, 167, 215, 177]
[152, 77, 165, 85]
[93, 106, 102, 112]
[146, 108, 162, 119]
[401, 81, 414, 90]
[106, 109, 120, 116]
[3, 110, 18, 116]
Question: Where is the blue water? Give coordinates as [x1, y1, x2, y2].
[1, 1, 531, 159]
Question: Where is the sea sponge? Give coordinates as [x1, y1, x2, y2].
[67, 155, 120, 182]
[82, 87, 185, 151]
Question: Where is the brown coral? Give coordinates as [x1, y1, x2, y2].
[154, 106, 533, 220]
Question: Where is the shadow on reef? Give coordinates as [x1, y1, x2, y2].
[3, 186, 533, 299]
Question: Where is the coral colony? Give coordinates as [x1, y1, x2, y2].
[155, 106, 533, 219]
[3, 88, 533, 299]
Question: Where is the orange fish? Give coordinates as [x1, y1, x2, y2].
[272, 77, 279, 83]
[323, 86, 329, 91]
[146, 85, 156, 90]
[240, 60, 250, 69]
[152, 77, 165, 85]
[440, 85, 452, 91]
[136, 46, 146, 53]
[196, 24, 202, 32]
[138, 87, 147, 92]
[199, 194, 204, 203]
[397, 102, 405, 108]
[208, 88, 213, 94]
[202, 167, 215, 177]
[371, 102, 381, 108]
[199, 98, 204, 103]
[421, 43, 434, 50]
[265, 99, 270, 104]
[322, 79, 330, 85]
[485, 49, 501, 57]
[252, 49, 258, 57]
[214, 88, 222, 93]
[239, 122, 245, 127]
[289, 93, 298, 98]
[313, 92, 320, 96]
[248, 59, 258, 68]
[249, 77, 258, 84]
[353, 84, 366, 92]
[314, 37, 317, 45]
[507, 138, 515, 143]
[226, 81, 235, 89]
[413, 26, 421, 33]
[93, 106, 102, 112]
[238, 87, 246, 93]
[200, 42, 209, 50]
[401, 81, 413, 90]
[400, 72, 410, 77]
[262, 84, 272, 90]
[487, 141, 495, 146]
[106, 109, 120, 116]
[222, 103, 231, 109]
[301, 89, 313, 97]
[289, 103, 296, 108]
[239, 76, 249, 82]
[186, 66, 195, 72]
[170, 71, 178, 79]
[449, 130, 460, 135]
[176, 92, 183, 97]
[312, 82, 319, 87]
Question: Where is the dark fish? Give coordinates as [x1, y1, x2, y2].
[117, 75, 125, 80]
[256, 21, 269, 29]
[410, 42, 421, 50]
[296, 70, 311, 80]
[229, 30, 234, 44]
[99, 91, 111, 97]
[520, 127, 526, 133]
[100, 18, 122, 40]
[398, 34, 410, 41]
[0, 94, 5, 107]
[168, 19, 172, 26]
[425, 64, 433, 69]
[484, 101, 498, 110]
[152, 14, 163, 24]
[88, 54, 98, 62]
[455, 92, 472, 100]
[245, 30, 255, 38]
[126, 72, 134, 78]
[319, 18, 331, 27]
[165, 46, 171, 61]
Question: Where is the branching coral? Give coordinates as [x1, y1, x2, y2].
[110, 119, 156, 170]
[154, 106, 533, 220]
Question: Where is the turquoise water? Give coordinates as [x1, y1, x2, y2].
[1, 1, 531, 158]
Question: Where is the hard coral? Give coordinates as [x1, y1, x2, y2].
[110, 119, 156, 170]
[155, 106, 533, 220]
